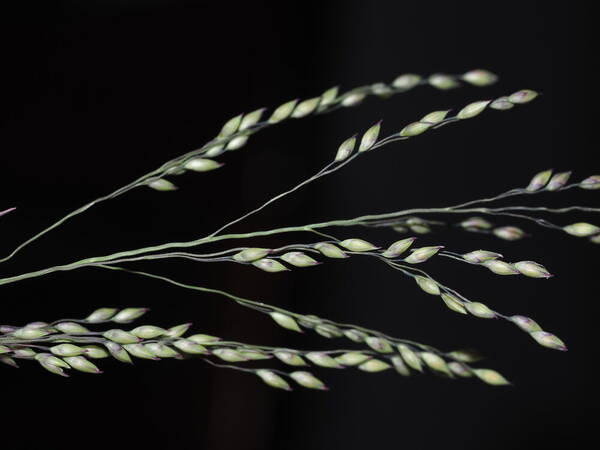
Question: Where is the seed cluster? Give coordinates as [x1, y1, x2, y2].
[1, 308, 511, 389]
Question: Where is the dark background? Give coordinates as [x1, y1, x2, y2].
[0, 1, 596, 449]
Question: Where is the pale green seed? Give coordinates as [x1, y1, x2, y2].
[145, 343, 180, 358]
[290, 371, 327, 390]
[335, 352, 371, 366]
[274, 351, 307, 366]
[474, 369, 510, 385]
[420, 352, 452, 376]
[414, 276, 440, 296]
[252, 258, 289, 273]
[233, 247, 271, 262]
[482, 260, 519, 275]
[340, 92, 366, 107]
[314, 323, 343, 338]
[547, 171, 571, 191]
[103, 329, 140, 344]
[493, 226, 525, 241]
[514, 261, 552, 278]
[164, 323, 192, 338]
[173, 340, 209, 355]
[124, 343, 159, 360]
[219, 114, 243, 137]
[306, 352, 343, 368]
[392, 74, 421, 90]
[563, 222, 600, 237]
[359, 359, 391, 372]
[112, 307, 149, 324]
[256, 370, 291, 391]
[462, 250, 503, 263]
[390, 355, 411, 376]
[404, 246, 442, 264]
[530, 331, 567, 351]
[462, 69, 497, 86]
[64, 356, 101, 374]
[12, 328, 50, 339]
[281, 251, 319, 267]
[86, 308, 118, 323]
[291, 97, 321, 118]
[398, 344, 422, 372]
[465, 302, 496, 319]
[335, 136, 356, 162]
[580, 175, 600, 190]
[448, 362, 473, 378]
[270, 312, 302, 333]
[421, 110, 450, 124]
[508, 89, 538, 104]
[339, 238, 379, 252]
[239, 108, 265, 131]
[428, 74, 460, 90]
[320, 86, 339, 107]
[226, 135, 249, 151]
[440, 293, 468, 314]
[457, 100, 490, 119]
[359, 122, 381, 152]
[183, 158, 223, 172]
[55, 322, 90, 334]
[509, 315, 542, 333]
[314, 242, 348, 259]
[382, 237, 417, 258]
[269, 99, 298, 123]
[83, 345, 110, 359]
[104, 342, 133, 364]
[526, 169, 553, 191]
[147, 179, 177, 191]
[188, 334, 221, 344]
[365, 336, 394, 353]
[130, 325, 166, 339]
[50, 344, 85, 357]
[447, 349, 483, 363]
[489, 96, 514, 110]
[343, 329, 368, 343]
[399, 121, 431, 137]
[212, 348, 247, 362]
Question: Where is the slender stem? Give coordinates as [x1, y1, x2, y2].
[207, 161, 337, 238]
[0, 203, 574, 286]
[93, 264, 435, 350]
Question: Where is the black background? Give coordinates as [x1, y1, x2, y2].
[0, 1, 596, 449]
